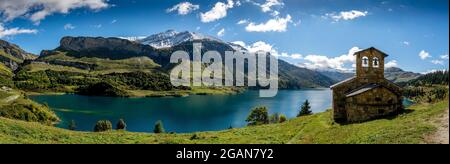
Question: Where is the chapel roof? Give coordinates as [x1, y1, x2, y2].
[354, 47, 389, 57]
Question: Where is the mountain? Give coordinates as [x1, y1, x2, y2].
[385, 67, 421, 83]
[135, 30, 223, 49]
[0, 39, 37, 70]
[318, 70, 354, 82]
[278, 60, 336, 88]
[23, 30, 337, 90]
[317, 67, 421, 84]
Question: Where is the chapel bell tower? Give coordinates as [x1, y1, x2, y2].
[354, 47, 388, 82]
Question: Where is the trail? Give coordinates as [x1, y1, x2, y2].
[426, 109, 449, 144]
[2, 95, 19, 103]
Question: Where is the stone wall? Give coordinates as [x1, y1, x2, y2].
[344, 87, 403, 122]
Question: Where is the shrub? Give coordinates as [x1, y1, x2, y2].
[94, 120, 112, 132]
[190, 134, 200, 140]
[116, 118, 127, 130]
[0, 100, 59, 125]
[279, 114, 287, 123]
[246, 106, 269, 126]
[269, 113, 280, 124]
[298, 100, 312, 117]
[77, 81, 128, 97]
[154, 120, 165, 133]
[68, 120, 77, 130]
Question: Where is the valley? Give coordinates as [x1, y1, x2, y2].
[0, 30, 447, 144]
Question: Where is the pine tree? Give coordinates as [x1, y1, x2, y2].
[298, 100, 312, 117]
[154, 120, 165, 133]
[68, 120, 77, 131]
[116, 118, 127, 130]
[94, 120, 112, 132]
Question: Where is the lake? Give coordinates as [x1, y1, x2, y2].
[31, 89, 332, 133]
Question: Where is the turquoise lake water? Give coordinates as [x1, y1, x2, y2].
[30, 89, 333, 133]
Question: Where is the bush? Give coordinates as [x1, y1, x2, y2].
[269, 113, 280, 124]
[68, 120, 77, 130]
[298, 100, 312, 117]
[190, 134, 200, 140]
[154, 120, 165, 133]
[0, 100, 59, 125]
[94, 120, 112, 132]
[77, 81, 128, 97]
[279, 114, 287, 123]
[246, 106, 269, 126]
[116, 119, 127, 130]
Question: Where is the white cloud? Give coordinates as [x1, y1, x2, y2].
[111, 19, 117, 24]
[236, 0, 242, 6]
[200, 0, 234, 23]
[270, 11, 280, 17]
[325, 10, 368, 22]
[217, 28, 225, 37]
[290, 53, 303, 59]
[440, 54, 449, 60]
[0, 0, 109, 24]
[0, 24, 38, 38]
[64, 23, 75, 30]
[231, 41, 303, 60]
[243, 41, 277, 54]
[93, 24, 102, 28]
[166, 2, 199, 15]
[260, 0, 284, 13]
[385, 60, 398, 68]
[293, 19, 301, 27]
[402, 41, 410, 46]
[419, 50, 431, 60]
[237, 19, 248, 25]
[431, 60, 444, 65]
[299, 47, 361, 71]
[245, 14, 292, 32]
[421, 69, 447, 74]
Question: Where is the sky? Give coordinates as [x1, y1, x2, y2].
[0, 0, 448, 73]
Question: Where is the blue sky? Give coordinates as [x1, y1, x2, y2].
[0, 0, 448, 73]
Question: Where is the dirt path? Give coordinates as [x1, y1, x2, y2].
[2, 95, 19, 103]
[426, 109, 449, 144]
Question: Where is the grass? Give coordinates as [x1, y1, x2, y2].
[0, 50, 23, 63]
[0, 99, 447, 144]
[0, 89, 59, 125]
[20, 62, 89, 74]
[39, 52, 160, 75]
[0, 63, 13, 77]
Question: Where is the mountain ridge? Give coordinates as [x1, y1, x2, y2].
[35, 32, 337, 89]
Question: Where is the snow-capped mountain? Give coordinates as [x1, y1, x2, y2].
[135, 30, 223, 49]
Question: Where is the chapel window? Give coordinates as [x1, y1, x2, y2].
[362, 56, 369, 67]
[373, 57, 380, 68]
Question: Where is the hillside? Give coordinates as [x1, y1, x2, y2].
[385, 67, 421, 83]
[319, 70, 354, 82]
[0, 63, 13, 87]
[0, 99, 447, 144]
[15, 32, 336, 92]
[0, 88, 59, 125]
[0, 39, 37, 70]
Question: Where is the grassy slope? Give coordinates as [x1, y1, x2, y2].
[38, 52, 160, 74]
[0, 100, 447, 144]
[0, 50, 23, 63]
[0, 89, 59, 125]
[0, 63, 12, 77]
[18, 53, 241, 97]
